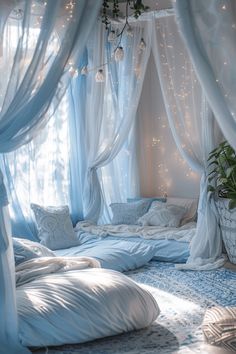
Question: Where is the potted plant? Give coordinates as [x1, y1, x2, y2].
[207, 140, 236, 264]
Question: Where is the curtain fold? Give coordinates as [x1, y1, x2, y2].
[0, 1, 101, 352]
[174, 0, 236, 152]
[82, 20, 152, 222]
[151, 12, 225, 270]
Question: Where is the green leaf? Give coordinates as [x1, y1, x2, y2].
[207, 185, 215, 192]
[226, 166, 236, 177]
[208, 161, 218, 167]
[219, 178, 228, 184]
[227, 192, 236, 199]
[208, 168, 217, 176]
[229, 199, 236, 210]
[208, 175, 217, 183]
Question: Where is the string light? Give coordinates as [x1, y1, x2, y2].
[139, 38, 146, 51]
[95, 69, 105, 83]
[126, 25, 133, 37]
[114, 46, 124, 61]
[108, 30, 116, 42]
[81, 66, 88, 75]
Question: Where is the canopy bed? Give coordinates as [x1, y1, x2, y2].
[0, 0, 236, 353]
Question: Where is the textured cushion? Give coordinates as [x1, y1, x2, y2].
[31, 204, 79, 250]
[127, 197, 166, 209]
[13, 238, 55, 266]
[110, 200, 150, 225]
[138, 203, 186, 227]
[202, 306, 236, 352]
[151, 197, 198, 226]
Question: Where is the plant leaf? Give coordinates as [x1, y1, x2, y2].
[229, 199, 236, 210]
[207, 185, 215, 192]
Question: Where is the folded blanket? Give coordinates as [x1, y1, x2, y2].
[75, 221, 196, 242]
[16, 256, 101, 287]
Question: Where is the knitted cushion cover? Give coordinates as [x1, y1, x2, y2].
[202, 306, 236, 352]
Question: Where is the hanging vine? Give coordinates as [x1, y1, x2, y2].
[101, 0, 149, 29]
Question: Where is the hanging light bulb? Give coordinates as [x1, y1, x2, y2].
[95, 69, 105, 82]
[139, 38, 146, 51]
[114, 46, 124, 61]
[81, 66, 88, 75]
[108, 29, 116, 42]
[69, 66, 77, 77]
[126, 25, 133, 37]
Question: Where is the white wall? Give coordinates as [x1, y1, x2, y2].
[136, 52, 200, 198]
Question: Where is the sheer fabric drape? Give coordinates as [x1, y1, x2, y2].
[82, 20, 152, 222]
[0, 94, 71, 240]
[175, 0, 236, 152]
[151, 12, 224, 269]
[0, 1, 101, 352]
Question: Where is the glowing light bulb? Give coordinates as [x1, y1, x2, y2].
[81, 66, 88, 75]
[95, 69, 105, 82]
[126, 25, 133, 37]
[108, 30, 116, 42]
[114, 47, 124, 61]
[139, 38, 146, 51]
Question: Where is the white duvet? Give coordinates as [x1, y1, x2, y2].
[16, 256, 100, 287]
[75, 220, 196, 242]
[17, 257, 159, 347]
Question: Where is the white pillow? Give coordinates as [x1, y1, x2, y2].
[17, 268, 159, 347]
[151, 197, 198, 226]
[110, 200, 150, 225]
[138, 203, 186, 227]
[31, 204, 79, 250]
[13, 238, 55, 266]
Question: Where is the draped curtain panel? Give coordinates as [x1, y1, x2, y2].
[0, 1, 101, 352]
[0, 94, 71, 240]
[82, 20, 152, 222]
[175, 0, 236, 153]
[151, 11, 224, 270]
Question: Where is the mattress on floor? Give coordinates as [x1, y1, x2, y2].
[54, 222, 195, 271]
[54, 234, 190, 272]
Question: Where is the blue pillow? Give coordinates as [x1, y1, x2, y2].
[13, 238, 55, 266]
[31, 204, 79, 250]
[127, 197, 166, 209]
[110, 200, 151, 225]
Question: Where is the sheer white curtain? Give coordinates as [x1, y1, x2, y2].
[0, 94, 71, 241]
[151, 11, 224, 269]
[0, 1, 101, 352]
[83, 19, 152, 222]
[175, 0, 236, 152]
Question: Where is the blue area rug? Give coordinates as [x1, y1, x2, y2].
[34, 261, 236, 354]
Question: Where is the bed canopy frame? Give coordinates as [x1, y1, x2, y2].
[0, 0, 235, 352]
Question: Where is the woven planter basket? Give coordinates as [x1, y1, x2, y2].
[216, 198, 236, 264]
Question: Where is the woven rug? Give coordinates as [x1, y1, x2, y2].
[33, 261, 236, 354]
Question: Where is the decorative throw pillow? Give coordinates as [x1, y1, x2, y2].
[31, 204, 79, 250]
[138, 204, 186, 227]
[127, 197, 166, 210]
[151, 197, 198, 226]
[202, 306, 236, 352]
[167, 197, 198, 225]
[110, 200, 151, 225]
[13, 237, 55, 266]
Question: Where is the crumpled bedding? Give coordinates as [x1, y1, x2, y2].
[16, 256, 100, 287]
[75, 220, 196, 242]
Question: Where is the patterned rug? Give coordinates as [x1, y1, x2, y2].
[33, 261, 236, 354]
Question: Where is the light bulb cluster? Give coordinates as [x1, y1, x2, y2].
[67, 31, 146, 83]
